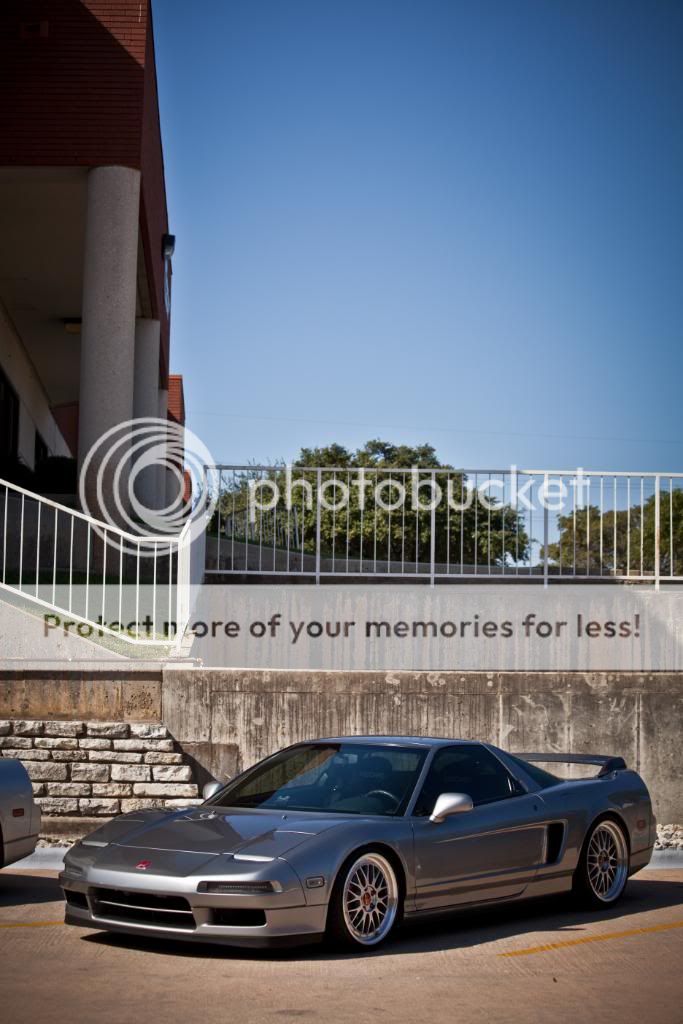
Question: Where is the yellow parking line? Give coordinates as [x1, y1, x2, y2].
[499, 919, 683, 957]
[0, 920, 64, 930]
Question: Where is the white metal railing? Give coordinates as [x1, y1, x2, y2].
[205, 465, 683, 587]
[0, 476, 192, 646]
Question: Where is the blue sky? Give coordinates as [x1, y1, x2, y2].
[153, 0, 682, 472]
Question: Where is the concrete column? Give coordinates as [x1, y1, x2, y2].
[157, 388, 183, 513]
[158, 386, 171, 510]
[157, 386, 168, 421]
[134, 319, 161, 420]
[78, 165, 141, 521]
[133, 318, 161, 511]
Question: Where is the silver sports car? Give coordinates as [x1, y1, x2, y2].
[1, 758, 41, 868]
[60, 737, 655, 950]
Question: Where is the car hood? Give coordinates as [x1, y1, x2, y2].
[81, 807, 347, 861]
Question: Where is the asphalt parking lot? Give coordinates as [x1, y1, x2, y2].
[1, 867, 681, 1024]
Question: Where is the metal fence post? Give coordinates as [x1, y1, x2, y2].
[199, 463, 683, 588]
[543, 473, 549, 589]
[315, 468, 322, 585]
[0, 473, 188, 648]
[430, 470, 436, 587]
[654, 474, 661, 591]
[175, 535, 184, 648]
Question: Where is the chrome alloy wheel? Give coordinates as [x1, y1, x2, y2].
[341, 853, 398, 946]
[586, 821, 629, 902]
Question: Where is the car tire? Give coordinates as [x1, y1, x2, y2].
[326, 850, 401, 951]
[572, 817, 630, 909]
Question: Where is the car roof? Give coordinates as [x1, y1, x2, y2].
[306, 736, 486, 749]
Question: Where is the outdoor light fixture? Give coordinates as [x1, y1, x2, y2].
[162, 233, 176, 259]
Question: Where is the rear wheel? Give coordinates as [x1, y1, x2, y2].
[573, 818, 629, 908]
[327, 851, 400, 950]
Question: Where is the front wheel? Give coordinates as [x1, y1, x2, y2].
[326, 851, 400, 950]
[573, 818, 630, 908]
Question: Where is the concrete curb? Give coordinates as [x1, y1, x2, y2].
[648, 849, 683, 869]
[5, 846, 70, 871]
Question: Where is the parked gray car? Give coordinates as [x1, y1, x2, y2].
[60, 737, 655, 950]
[0, 758, 41, 868]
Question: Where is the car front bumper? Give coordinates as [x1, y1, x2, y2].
[59, 862, 328, 948]
[629, 842, 655, 876]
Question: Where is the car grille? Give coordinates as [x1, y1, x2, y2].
[89, 887, 196, 931]
[64, 890, 88, 910]
[211, 908, 267, 927]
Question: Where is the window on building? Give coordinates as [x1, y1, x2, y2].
[0, 367, 19, 459]
[34, 430, 48, 470]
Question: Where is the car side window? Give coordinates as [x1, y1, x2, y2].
[413, 745, 522, 816]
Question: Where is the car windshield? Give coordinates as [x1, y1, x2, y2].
[208, 743, 428, 816]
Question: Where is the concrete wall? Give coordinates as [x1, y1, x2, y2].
[162, 669, 683, 823]
[0, 301, 70, 467]
[1, 667, 681, 823]
[189, 583, 683, 671]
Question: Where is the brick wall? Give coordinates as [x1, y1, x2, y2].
[0, 0, 170, 373]
[0, 719, 201, 820]
[140, 1, 171, 376]
[0, 1, 147, 168]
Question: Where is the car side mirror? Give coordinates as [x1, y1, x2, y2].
[429, 792, 474, 823]
[202, 780, 223, 801]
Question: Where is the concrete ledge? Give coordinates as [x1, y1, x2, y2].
[0, 669, 162, 721]
[37, 815, 106, 839]
[648, 849, 683, 869]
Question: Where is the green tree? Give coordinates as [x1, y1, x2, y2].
[543, 487, 683, 576]
[639, 488, 683, 575]
[213, 440, 530, 571]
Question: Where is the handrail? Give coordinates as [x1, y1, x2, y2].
[207, 464, 683, 587]
[0, 475, 192, 647]
[0, 476, 184, 545]
[209, 464, 683, 478]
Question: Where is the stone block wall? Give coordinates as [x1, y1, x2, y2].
[0, 719, 202, 818]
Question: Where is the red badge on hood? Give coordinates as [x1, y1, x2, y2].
[136, 860, 152, 870]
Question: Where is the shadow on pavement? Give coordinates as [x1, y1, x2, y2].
[0, 871, 64, 908]
[392, 874, 683, 955]
[79, 873, 683, 963]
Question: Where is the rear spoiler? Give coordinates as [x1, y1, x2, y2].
[514, 753, 627, 778]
